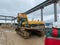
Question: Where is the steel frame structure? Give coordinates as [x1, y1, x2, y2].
[24, 0, 59, 14]
[0, 0, 60, 22]
[13, 0, 59, 22]
[24, 0, 59, 22]
[0, 15, 15, 24]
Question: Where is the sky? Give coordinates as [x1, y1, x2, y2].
[0, 0, 60, 23]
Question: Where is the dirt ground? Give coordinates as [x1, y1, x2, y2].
[0, 27, 45, 45]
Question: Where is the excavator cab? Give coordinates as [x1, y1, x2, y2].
[17, 13, 28, 27]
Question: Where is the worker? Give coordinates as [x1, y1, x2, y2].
[45, 22, 60, 45]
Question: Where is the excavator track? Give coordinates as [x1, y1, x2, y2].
[15, 26, 45, 39]
[29, 30, 45, 37]
[15, 28, 30, 39]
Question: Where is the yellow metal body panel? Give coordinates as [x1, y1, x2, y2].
[22, 21, 45, 25]
[28, 21, 44, 24]
[17, 13, 45, 25]
[17, 13, 28, 22]
[17, 13, 27, 19]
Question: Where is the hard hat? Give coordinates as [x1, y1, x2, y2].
[53, 21, 60, 28]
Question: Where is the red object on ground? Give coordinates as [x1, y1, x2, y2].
[52, 28, 58, 37]
[45, 38, 60, 45]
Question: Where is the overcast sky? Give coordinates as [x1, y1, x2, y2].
[0, 0, 60, 23]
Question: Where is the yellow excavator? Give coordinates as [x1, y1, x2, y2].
[15, 13, 45, 39]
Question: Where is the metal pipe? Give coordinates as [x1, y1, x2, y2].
[54, 2, 57, 22]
